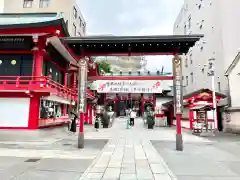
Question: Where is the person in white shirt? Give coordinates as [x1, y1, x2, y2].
[129, 109, 136, 126]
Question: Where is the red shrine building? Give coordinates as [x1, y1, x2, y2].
[0, 13, 97, 130]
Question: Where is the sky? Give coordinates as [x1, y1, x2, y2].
[79, 0, 184, 72]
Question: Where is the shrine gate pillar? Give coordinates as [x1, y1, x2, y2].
[172, 55, 183, 151]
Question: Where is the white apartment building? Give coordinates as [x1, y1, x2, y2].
[3, 0, 86, 36]
[173, 0, 240, 96]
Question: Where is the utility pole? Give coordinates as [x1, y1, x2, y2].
[207, 57, 217, 133]
[77, 58, 87, 149]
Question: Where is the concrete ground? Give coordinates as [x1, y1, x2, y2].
[152, 129, 240, 180]
[1, 119, 240, 180]
[0, 125, 108, 180]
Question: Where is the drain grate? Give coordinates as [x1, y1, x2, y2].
[25, 158, 41, 162]
[63, 143, 72, 146]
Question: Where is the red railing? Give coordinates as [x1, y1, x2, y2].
[0, 76, 95, 99]
[0, 76, 76, 99]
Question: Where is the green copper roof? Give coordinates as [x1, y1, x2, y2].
[0, 13, 63, 25]
[103, 72, 172, 76]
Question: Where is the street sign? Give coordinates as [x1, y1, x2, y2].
[207, 58, 215, 76]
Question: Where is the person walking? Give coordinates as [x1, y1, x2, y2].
[130, 109, 136, 126]
[69, 111, 77, 133]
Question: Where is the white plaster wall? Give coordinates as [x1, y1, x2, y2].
[223, 111, 240, 133]
[229, 58, 240, 107]
[0, 98, 30, 127]
[174, 0, 234, 95]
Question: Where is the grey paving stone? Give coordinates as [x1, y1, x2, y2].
[86, 172, 103, 179]
[135, 159, 149, 168]
[154, 173, 172, 180]
[34, 158, 92, 172]
[11, 170, 81, 180]
[177, 176, 214, 180]
[121, 166, 136, 174]
[103, 168, 120, 179]
[90, 167, 106, 173]
[150, 163, 166, 174]
[0, 156, 28, 169]
[136, 168, 153, 179]
[120, 173, 137, 180]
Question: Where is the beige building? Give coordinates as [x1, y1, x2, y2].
[96, 56, 147, 72]
[3, 0, 86, 36]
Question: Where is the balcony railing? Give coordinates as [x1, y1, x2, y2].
[0, 76, 77, 100]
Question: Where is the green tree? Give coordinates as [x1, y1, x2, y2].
[97, 60, 112, 74]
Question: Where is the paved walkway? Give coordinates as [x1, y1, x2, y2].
[80, 117, 210, 180]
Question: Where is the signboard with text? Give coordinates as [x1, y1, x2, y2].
[78, 59, 87, 113]
[96, 80, 163, 93]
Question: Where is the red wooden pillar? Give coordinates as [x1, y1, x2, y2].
[33, 49, 43, 77]
[189, 110, 194, 129]
[73, 72, 77, 89]
[85, 104, 89, 124]
[169, 106, 174, 126]
[89, 105, 93, 125]
[64, 73, 68, 87]
[28, 96, 40, 129]
[141, 97, 145, 114]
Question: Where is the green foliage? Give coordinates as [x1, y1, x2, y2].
[97, 60, 112, 74]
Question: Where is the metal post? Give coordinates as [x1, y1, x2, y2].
[173, 55, 183, 151]
[77, 58, 87, 149]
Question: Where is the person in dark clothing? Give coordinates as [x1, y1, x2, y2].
[69, 112, 77, 133]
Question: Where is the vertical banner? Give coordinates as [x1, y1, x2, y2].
[172, 55, 183, 115]
[78, 58, 87, 113]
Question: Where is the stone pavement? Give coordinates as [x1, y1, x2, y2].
[80, 117, 211, 180]
[0, 125, 108, 180]
[1, 118, 240, 180]
[152, 129, 240, 180]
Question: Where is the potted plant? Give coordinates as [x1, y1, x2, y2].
[146, 110, 155, 129]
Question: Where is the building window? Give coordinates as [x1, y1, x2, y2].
[82, 23, 86, 34]
[198, 4, 201, 9]
[190, 72, 193, 83]
[184, 24, 187, 35]
[73, 23, 76, 36]
[65, 20, 68, 30]
[39, 0, 50, 8]
[190, 53, 193, 64]
[23, 0, 33, 8]
[186, 76, 189, 86]
[185, 57, 188, 68]
[218, 82, 221, 92]
[188, 16, 191, 29]
[79, 17, 82, 27]
[73, 7, 77, 19]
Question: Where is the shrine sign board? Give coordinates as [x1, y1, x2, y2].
[96, 80, 163, 93]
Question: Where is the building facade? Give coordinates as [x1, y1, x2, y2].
[0, 13, 96, 130]
[95, 56, 147, 72]
[224, 51, 240, 133]
[3, 0, 86, 36]
[173, 0, 240, 96]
